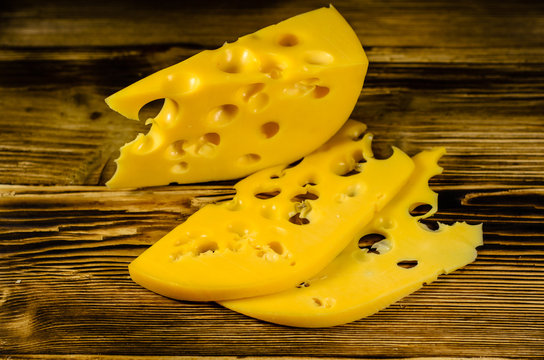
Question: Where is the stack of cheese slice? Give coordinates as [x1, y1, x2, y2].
[106, 6, 483, 327]
[220, 145, 482, 327]
[128, 120, 482, 326]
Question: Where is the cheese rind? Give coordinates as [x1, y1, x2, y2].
[128, 120, 415, 301]
[220, 148, 483, 327]
[105, 6, 368, 188]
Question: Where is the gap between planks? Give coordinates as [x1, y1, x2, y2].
[0, 356, 515, 360]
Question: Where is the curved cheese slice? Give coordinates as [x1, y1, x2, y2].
[220, 148, 483, 327]
[105, 6, 368, 188]
[129, 120, 414, 301]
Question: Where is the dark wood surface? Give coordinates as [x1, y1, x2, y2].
[1, 0, 543, 358]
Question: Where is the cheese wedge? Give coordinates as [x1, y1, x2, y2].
[105, 6, 368, 188]
[220, 148, 483, 327]
[129, 120, 414, 301]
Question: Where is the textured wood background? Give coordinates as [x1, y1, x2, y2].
[1, 0, 543, 359]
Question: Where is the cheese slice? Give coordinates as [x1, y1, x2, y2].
[129, 120, 414, 301]
[220, 148, 483, 327]
[105, 6, 368, 188]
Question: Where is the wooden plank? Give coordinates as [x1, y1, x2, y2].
[1, 0, 542, 188]
[1, 0, 542, 49]
[0, 356, 515, 360]
[1, 62, 543, 186]
[0, 185, 543, 358]
[0, 356, 517, 360]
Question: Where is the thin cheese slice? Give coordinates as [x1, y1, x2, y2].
[129, 120, 414, 301]
[105, 6, 368, 188]
[220, 148, 483, 327]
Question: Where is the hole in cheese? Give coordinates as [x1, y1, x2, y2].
[285, 158, 303, 170]
[182, 133, 221, 157]
[358, 233, 386, 254]
[217, 47, 259, 73]
[262, 65, 283, 79]
[259, 56, 285, 79]
[397, 259, 419, 269]
[311, 297, 335, 308]
[360, 236, 392, 256]
[345, 184, 361, 198]
[409, 203, 433, 217]
[238, 153, 261, 166]
[289, 213, 309, 225]
[167, 140, 186, 159]
[341, 169, 360, 177]
[138, 98, 164, 122]
[255, 189, 281, 199]
[240, 83, 265, 102]
[208, 104, 239, 126]
[196, 241, 219, 255]
[202, 132, 221, 146]
[419, 220, 440, 231]
[304, 50, 334, 65]
[277, 33, 298, 47]
[172, 161, 189, 174]
[196, 145, 215, 157]
[290, 190, 319, 202]
[261, 121, 280, 138]
[300, 177, 318, 187]
[313, 85, 329, 98]
[248, 92, 270, 113]
[268, 241, 284, 255]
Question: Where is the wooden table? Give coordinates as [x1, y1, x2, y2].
[1, 0, 543, 358]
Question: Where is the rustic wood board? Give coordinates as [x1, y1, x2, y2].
[1, 0, 543, 359]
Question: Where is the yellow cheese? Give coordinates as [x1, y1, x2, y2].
[129, 120, 414, 301]
[220, 148, 483, 327]
[105, 6, 368, 188]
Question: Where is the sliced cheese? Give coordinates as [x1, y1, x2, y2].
[129, 120, 414, 301]
[105, 6, 368, 188]
[220, 148, 483, 327]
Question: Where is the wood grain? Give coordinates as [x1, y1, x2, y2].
[2, 63, 542, 186]
[1, 185, 543, 358]
[1, 0, 543, 187]
[1, 0, 542, 48]
[0, 357, 517, 360]
[1, 0, 543, 358]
